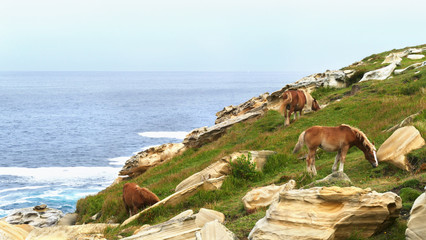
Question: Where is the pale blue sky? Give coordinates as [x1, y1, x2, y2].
[1, 0, 425, 72]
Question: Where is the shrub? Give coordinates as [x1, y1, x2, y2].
[229, 153, 262, 181]
[346, 69, 367, 86]
[400, 179, 420, 188]
[400, 187, 422, 210]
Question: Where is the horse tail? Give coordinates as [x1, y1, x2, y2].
[279, 91, 292, 115]
[293, 130, 306, 154]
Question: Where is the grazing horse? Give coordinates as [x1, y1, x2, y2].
[280, 89, 320, 126]
[293, 124, 378, 176]
[122, 182, 160, 217]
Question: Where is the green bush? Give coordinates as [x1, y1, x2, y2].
[400, 179, 420, 188]
[400, 187, 422, 207]
[229, 153, 262, 181]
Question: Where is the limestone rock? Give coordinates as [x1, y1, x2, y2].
[242, 180, 296, 213]
[5, 207, 64, 228]
[215, 93, 269, 124]
[169, 210, 194, 221]
[183, 112, 263, 148]
[57, 213, 78, 226]
[290, 70, 347, 89]
[195, 220, 238, 240]
[121, 177, 226, 226]
[26, 223, 117, 240]
[122, 208, 225, 240]
[377, 126, 425, 171]
[119, 143, 186, 178]
[249, 186, 401, 240]
[308, 172, 353, 187]
[407, 54, 425, 60]
[406, 192, 426, 240]
[382, 53, 402, 65]
[175, 151, 275, 192]
[394, 61, 426, 75]
[0, 220, 33, 240]
[360, 63, 397, 82]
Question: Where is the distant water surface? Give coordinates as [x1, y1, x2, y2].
[0, 71, 306, 217]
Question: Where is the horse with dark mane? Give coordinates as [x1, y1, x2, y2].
[123, 182, 160, 217]
[293, 124, 378, 176]
[279, 89, 320, 126]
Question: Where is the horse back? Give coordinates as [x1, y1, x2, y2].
[304, 125, 356, 151]
[123, 183, 160, 210]
[284, 90, 306, 110]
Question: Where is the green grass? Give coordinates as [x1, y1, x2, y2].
[76, 45, 426, 239]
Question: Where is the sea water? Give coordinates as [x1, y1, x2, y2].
[0, 71, 305, 217]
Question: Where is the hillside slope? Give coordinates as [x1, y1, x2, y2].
[76, 45, 426, 239]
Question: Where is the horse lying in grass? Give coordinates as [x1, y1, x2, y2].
[280, 89, 320, 126]
[123, 182, 160, 217]
[293, 124, 378, 176]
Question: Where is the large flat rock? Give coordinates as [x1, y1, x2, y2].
[249, 186, 401, 240]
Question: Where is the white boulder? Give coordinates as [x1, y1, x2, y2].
[406, 192, 426, 240]
[249, 186, 401, 240]
[377, 126, 425, 171]
[360, 63, 397, 82]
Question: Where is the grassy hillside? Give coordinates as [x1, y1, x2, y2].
[76, 45, 426, 239]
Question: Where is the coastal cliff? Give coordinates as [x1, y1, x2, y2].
[3, 44, 425, 239]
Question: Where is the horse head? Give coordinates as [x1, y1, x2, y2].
[364, 146, 378, 168]
[312, 99, 320, 111]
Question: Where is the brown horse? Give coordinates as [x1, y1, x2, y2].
[293, 124, 378, 176]
[280, 90, 320, 126]
[123, 182, 160, 217]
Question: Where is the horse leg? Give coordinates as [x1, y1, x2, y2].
[339, 146, 349, 173]
[332, 151, 341, 172]
[285, 108, 292, 126]
[307, 147, 317, 176]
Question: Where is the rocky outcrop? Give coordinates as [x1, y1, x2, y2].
[215, 93, 269, 125]
[119, 143, 186, 178]
[196, 220, 238, 240]
[26, 223, 118, 240]
[394, 61, 426, 74]
[308, 172, 353, 187]
[57, 213, 78, 226]
[183, 112, 263, 148]
[5, 206, 64, 228]
[360, 63, 397, 82]
[242, 180, 296, 213]
[289, 70, 348, 89]
[122, 176, 226, 226]
[377, 126, 425, 171]
[406, 192, 426, 240]
[407, 54, 425, 60]
[122, 208, 229, 240]
[249, 186, 401, 240]
[175, 151, 276, 192]
[0, 220, 33, 240]
[382, 53, 403, 65]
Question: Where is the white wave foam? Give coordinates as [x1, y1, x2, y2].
[138, 131, 188, 139]
[0, 185, 48, 194]
[0, 167, 119, 185]
[108, 156, 130, 166]
[0, 199, 31, 208]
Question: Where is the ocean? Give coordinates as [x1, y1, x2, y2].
[0, 71, 305, 218]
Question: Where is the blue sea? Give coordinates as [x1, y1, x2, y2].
[0, 71, 305, 217]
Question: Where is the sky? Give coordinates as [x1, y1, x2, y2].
[1, 0, 425, 72]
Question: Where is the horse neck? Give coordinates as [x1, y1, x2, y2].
[353, 135, 370, 154]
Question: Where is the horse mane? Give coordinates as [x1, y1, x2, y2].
[340, 124, 376, 151]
